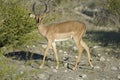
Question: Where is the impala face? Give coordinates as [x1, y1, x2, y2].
[29, 13, 43, 23]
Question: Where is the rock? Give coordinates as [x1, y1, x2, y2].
[64, 51, 67, 54]
[68, 77, 74, 80]
[20, 71, 24, 74]
[64, 63, 68, 67]
[95, 79, 100, 80]
[117, 75, 120, 79]
[38, 74, 45, 79]
[105, 52, 108, 55]
[59, 50, 63, 53]
[79, 74, 87, 79]
[32, 45, 36, 48]
[94, 66, 100, 69]
[82, 74, 87, 78]
[106, 58, 110, 62]
[63, 53, 68, 58]
[64, 69, 68, 72]
[111, 66, 118, 71]
[119, 66, 120, 70]
[76, 78, 83, 80]
[75, 56, 78, 58]
[52, 69, 58, 73]
[73, 46, 78, 51]
[93, 46, 99, 48]
[102, 78, 106, 80]
[38, 73, 49, 80]
[63, 57, 69, 61]
[26, 45, 29, 48]
[100, 56, 105, 61]
[51, 66, 54, 69]
[42, 45, 47, 49]
[98, 54, 101, 57]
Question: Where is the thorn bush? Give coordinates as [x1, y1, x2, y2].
[0, 0, 35, 47]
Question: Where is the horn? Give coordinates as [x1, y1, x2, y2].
[32, 2, 36, 14]
[43, 2, 47, 13]
[32, 1, 47, 15]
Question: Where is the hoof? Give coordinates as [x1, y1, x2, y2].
[39, 65, 43, 69]
[91, 66, 94, 69]
[90, 64, 94, 69]
[72, 67, 77, 70]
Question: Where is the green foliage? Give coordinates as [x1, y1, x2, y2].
[0, 57, 37, 80]
[107, 0, 120, 25]
[93, 0, 120, 26]
[0, 0, 35, 47]
[107, 0, 120, 15]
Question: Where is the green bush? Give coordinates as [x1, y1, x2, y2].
[93, 0, 120, 26]
[0, 0, 35, 47]
[107, 0, 120, 25]
[107, 0, 120, 15]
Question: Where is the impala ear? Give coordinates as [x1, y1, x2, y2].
[29, 13, 35, 18]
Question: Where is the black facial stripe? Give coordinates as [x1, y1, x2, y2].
[38, 18, 39, 23]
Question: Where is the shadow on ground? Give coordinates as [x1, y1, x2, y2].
[86, 31, 120, 46]
[4, 51, 43, 61]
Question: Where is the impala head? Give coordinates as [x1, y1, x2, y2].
[29, 13, 43, 24]
[29, 2, 47, 24]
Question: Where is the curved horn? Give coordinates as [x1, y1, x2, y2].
[43, 2, 47, 13]
[32, 1, 47, 15]
[32, 2, 36, 14]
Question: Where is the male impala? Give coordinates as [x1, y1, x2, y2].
[29, 2, 93, 70]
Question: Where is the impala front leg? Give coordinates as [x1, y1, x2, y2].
[52, 42, 59, 69]
[73, 37, 83, 70]
[73, 45, 83, 70]
[40, 40, 52, 68]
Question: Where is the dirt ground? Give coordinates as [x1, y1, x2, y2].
[4, 38, 120, 80]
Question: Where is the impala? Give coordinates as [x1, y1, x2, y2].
[29, 2, 93, 70]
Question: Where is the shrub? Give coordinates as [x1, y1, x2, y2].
[93, 0, 120, 26]
[107, 0, 120, 15]
[0, 0, 35, 47]
[107, 0, 120, 26]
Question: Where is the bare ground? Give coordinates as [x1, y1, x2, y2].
[4, 37, 120, 80]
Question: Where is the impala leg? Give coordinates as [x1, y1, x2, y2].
[52, 42, 59, 69]
[80, 39, 93, 68]
[73, 45, 83, 70]
[73, 38, 83, 70]
[40, 40, 52, 68]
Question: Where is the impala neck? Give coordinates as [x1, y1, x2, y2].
[37, 22, 47, 37]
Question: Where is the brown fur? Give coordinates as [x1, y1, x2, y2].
[30, 14, 93, 70]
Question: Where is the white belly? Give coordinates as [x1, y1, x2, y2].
[54, 35, 73, 42]
[54, 38, 69, 42]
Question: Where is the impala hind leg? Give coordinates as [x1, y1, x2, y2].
[52, 42, 59, 69]
[80, 39, 93, 68]
[73, 38, 83, 70]
[40, 40, 52, 68]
